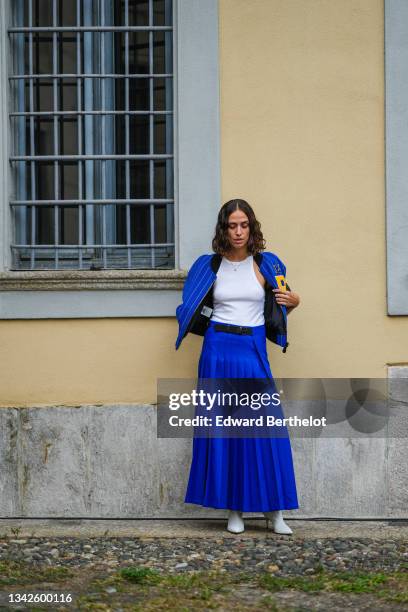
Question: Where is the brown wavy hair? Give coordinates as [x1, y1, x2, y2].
[212, 199, 266, 255]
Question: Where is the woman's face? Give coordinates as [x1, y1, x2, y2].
[226, 209, 250, 250]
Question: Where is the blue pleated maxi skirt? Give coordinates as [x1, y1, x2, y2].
[184, 319, 299, 512]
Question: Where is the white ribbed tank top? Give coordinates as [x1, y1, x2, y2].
[211, 255, 265, 326]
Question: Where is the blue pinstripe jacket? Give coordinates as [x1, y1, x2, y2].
[175, 251, 290, 353]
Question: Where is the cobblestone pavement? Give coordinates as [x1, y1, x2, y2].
[0, 521, 407, 611]
[0, 526, 407, 576]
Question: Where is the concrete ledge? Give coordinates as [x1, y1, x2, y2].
[0, 519, 407, 539]
[0, 269, 186, 291]
[0, 269, 186, 318]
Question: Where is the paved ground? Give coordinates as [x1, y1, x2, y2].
[0, 518, 407, 539]
[0, 520, 407, 611]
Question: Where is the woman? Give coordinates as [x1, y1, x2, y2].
[175, 199, 300, 534]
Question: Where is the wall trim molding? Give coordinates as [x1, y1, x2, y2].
[0, 270, 186, 291]
[0, 289, 181, 318]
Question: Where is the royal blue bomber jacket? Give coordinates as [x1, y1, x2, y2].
[175, 251, 290, 353]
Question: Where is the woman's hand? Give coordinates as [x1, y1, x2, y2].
[272, 288, 300, 314]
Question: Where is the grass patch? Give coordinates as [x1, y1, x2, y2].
[105, 568, 233, 611]
[1, 561, 407, 610]
[259, 568, 408, 604]
[162, 571, 229, 592]
[119, 566, 162, 585]
[74, 599, 112, 611]
[259, 596, 280, 611]
[259, 573, 326, 593]
[378, 572, 408, 604]
[0, 559, 72, 587]
[115, 566, 234, 593]
[259, 569, 389, 594]
[329, 571, 388, 593]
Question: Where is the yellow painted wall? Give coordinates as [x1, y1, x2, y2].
[218, 0, 408, 378]
[1, 0, 406, 407]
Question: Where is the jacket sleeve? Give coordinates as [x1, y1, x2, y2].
[175, 255, 208, 347]
[263, 251, 290, 295]
[276, 255, 289, 291]
[264, 251, 287, 282]
[274, 253, 287, 279]
[176, 255, 206, 317]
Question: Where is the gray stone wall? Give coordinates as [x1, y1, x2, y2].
[1, 367, 407, 519]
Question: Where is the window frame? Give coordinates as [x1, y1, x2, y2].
[0, 0, 221, 319]
[8, 0, 175, 272]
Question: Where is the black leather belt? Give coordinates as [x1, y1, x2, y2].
[214, 323, 253, 335]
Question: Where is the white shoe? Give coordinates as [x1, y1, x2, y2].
[227, 510, 245, 534]
[264, 510, 293, 535]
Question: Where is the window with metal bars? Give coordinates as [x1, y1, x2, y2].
[8, 0, 174, 270]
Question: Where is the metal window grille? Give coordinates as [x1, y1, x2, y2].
[8, 0, 174, 270]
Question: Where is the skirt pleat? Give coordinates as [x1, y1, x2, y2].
[184, 320, 299, 512]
